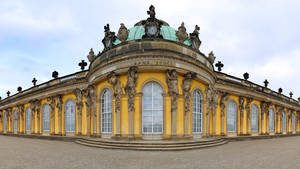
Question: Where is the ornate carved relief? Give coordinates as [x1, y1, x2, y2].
[182, 72, 196, 136]
[166, 69, 179, 136]
[239, 96, 245, 135]
[117, 23, 129, 42]
[205, 84, 219, 136]
[219, 92, 229, 135]
[245, 97, 253, 134]
[125, 66, 138, 137]
[56, 95, 63, 135]
[176, 22, 188, 43]
[47, 96, 56, 135]
[107, 71, 122, 136]
[74, 88, 83, 135]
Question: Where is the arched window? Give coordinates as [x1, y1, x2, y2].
[64, 99, 75, 132]
[43, 104, 50, 131]
[13, 110, 18, 132]
[4, 112, 7, 132]
[282, 112, 286, 133]
[192, 90, 202, 133]
[142, 82, 163, 134]
[101, 89, 112, 133]
[292, 113, 295, 133]
[26, 107, 31, 133]
[251, 105, 259, 132]
[269, 108, 274, 132]
[227, 100, 237, 132]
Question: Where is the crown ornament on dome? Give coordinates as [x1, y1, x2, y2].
[142, 5, 163, 39]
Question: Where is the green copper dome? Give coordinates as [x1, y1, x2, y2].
[113, 25, 191, 46]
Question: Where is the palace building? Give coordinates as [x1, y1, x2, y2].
[0, 6, 299, 145]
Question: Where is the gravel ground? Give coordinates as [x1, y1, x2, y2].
[0, 135, 300, 169]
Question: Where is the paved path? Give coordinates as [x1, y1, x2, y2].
[0, 135, 300, 169]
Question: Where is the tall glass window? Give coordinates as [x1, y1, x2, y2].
[192, 90, 202, 133]
[292, 113, 295, 132]
[4, 112, 7, 132]
[142, 82, 163, 134]
[282, 112, 286, 133]
[227, 101, 237, 132]
[65, 99, 75, 132]
[13, 110, 18, 132]
[101, 89, 112, 133]
[269, 108, 274, 132]
[251, 105, 259, 132]
[26, 107, 31, 132]
[43, 104, 50, 131]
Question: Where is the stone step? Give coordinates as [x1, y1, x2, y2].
[76, 138, 226, 148]
[79, 137, 224, 145]
[75, 139, 227, 151]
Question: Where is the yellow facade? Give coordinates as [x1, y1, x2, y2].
[2, 71, 298, 139]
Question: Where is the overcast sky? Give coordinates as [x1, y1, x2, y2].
[0, 0, 300, 100]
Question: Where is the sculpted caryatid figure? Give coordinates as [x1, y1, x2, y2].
[125, 66, 138, 136]
[166, 69, 179, 112]
[205, 85, 219, 136]
[182, 72, 196, 116]
[88, 85, 97, 135]
[83, 87, 93, 136]
[117, 23, 129, 42]
[107, 72, 122, 115]
[239, 96, 245, 135]
[56, 95, 63, 135]
[166, 69, 179, 136]
[30, 101, 36, 134]
[245, 97, 253, 134]
[176, 22, 188, 43]
[47, 96, 56, 135]
[107, 71, 122, 136]
[260, 101, 270, 134]
[220, 92, 229, 135]
[182, 72, 196, 136]
[74, 88, 83, 135]
[35, 100, 41, 134]
[125, 67, 138, 113]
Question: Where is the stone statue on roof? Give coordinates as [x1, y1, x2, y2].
[147, 5, 156, 21]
